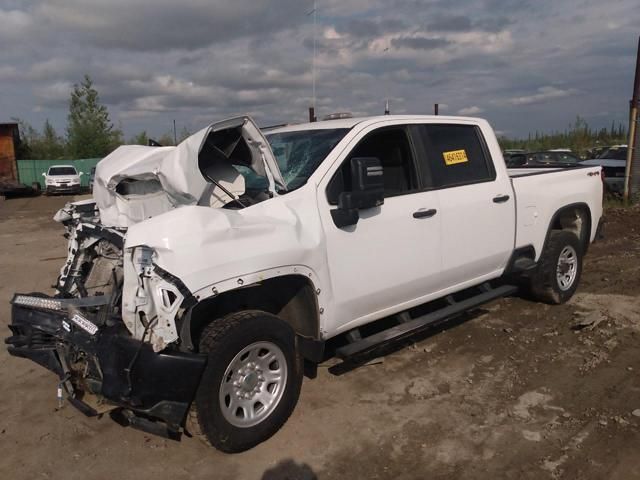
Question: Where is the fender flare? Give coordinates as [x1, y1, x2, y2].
[540, 202, 592, 257]
[178, 265, 325, 355]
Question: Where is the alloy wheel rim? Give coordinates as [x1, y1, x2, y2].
[219, 341, 288, 428]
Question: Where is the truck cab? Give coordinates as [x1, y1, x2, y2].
[7, 115, 603, 453]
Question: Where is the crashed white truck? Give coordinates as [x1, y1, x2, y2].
[7, 115, 604, 452]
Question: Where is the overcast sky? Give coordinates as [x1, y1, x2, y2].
[1, 0, 638, 139]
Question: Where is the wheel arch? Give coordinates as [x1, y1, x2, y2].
[542, 202, 592, 256]
[181, 273, 321, 359]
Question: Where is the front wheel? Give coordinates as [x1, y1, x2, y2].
[529, 230, 583, 304]
[188, 310, 303, 452]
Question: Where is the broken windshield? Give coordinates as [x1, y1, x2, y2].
[266, 128, 349, 191]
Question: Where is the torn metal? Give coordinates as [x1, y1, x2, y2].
[93, 116, 285, 228]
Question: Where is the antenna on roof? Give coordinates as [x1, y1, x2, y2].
[383, 46, 390, 116]
[307, 0, 318, 122]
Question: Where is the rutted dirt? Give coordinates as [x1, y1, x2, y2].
[0, 196, 639, 480]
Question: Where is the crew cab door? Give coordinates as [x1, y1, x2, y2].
[414, 123, 515, 288]
[318, 125, 442, 335]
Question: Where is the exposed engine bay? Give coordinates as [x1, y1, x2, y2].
[50, 116, 288, 352]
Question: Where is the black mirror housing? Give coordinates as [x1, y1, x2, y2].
[331, 157, 384, 228]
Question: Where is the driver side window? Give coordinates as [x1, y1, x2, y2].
[326, 127, 418, 205]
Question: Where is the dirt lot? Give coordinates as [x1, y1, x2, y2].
[0, 195, 639, 480]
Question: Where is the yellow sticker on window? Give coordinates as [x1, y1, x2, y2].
[442, 149, 468, 165]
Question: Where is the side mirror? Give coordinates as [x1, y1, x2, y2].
[331, 157, 384, 228]
[42, 172, 46, 177]
[79, 172, 84, 176]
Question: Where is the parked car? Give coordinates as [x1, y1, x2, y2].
[581, 145, 627, 194]
[43, 165, 83, 195]
[7, 115, 603, 453]
[585, 146, 609, 160]
[505, 150, 580, 168]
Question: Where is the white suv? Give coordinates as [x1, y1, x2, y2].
[43, 165, 83, 195]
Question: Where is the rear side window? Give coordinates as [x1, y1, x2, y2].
[418, 125, 495, 188]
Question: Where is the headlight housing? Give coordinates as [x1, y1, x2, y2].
[123, 245, 184, 351]
[132, 245, 155, 275]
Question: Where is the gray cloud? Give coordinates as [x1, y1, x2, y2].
[391, 36, 450, 50]
[0, 0, 638, 140]
[425, 15, 472, 32]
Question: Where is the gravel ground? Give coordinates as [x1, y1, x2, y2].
[0, 195, 639, 480]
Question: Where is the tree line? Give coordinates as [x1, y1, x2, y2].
[498, 116, 628, 155]
[15, 75, 190, 160]
[15, 76, 629, 160]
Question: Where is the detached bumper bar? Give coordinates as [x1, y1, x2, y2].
[6, 295, 206, 434]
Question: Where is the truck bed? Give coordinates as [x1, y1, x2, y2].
[508, 165, 603, 258]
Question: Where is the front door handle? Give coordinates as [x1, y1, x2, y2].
[493, 194, 510, 203]
[413, 208, 437, 219]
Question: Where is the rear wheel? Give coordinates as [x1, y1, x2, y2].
[529, 230, 583, 304]
[188, 310, 303, 452]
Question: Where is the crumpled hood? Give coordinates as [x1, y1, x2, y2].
[93, 116, 285, 228]
[124, 191, 323, 294]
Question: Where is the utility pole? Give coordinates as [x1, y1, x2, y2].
[624, 35, 640, 203]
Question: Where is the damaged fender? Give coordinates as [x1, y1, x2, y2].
[122, 192, 328, 350]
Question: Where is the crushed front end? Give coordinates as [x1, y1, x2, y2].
[5, 200, 206, 438]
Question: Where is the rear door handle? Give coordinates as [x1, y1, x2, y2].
[413, 208, 437, 219]
[493, 194, 510, 203]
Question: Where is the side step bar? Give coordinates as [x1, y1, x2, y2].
[336, 284, 517, 360]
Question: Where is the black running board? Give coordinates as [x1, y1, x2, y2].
[335, 284, 517, 360]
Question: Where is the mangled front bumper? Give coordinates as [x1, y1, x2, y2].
[5, 294, 206, 436]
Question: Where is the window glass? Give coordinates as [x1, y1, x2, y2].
[419, 125, 494, 188]
[598, 147, 627, 160]
[48, 167, 77, 176]
[327, 127, 418, 204]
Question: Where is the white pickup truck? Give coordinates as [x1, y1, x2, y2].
[7, 115, 603, 452]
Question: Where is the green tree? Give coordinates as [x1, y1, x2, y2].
[157, 132, 175, 146]
[11, 117, 36, 159]
[34, 119, 65, 159]
[66, 74, 121, 158]
[130, 130, 149, 145]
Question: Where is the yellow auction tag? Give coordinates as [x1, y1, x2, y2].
[442, 149, 468, 165]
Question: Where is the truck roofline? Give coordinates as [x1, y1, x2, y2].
[266, 114, 486, 134]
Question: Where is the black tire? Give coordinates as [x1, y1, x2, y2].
[529, 230, 583, 304]
[188, 310, 303, 453]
